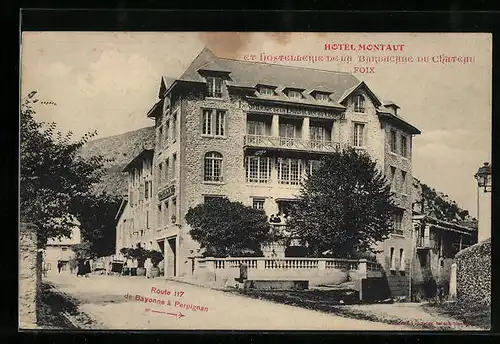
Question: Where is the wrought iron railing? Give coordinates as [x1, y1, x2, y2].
[244, 134, 340, 153]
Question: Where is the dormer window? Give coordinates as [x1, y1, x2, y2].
[354, 95, 365, 112]
[287, 89, 303, 100]
[315, 92, 330, 102]
[259, 86, 275, 97]
[206, 76, 223, 98]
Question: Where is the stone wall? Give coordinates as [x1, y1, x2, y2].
[19, 222, 40, 329]
[455, 238, 491, 306]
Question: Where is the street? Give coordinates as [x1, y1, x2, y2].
[44, 273, 415, 330]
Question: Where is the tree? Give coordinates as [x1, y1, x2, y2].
[148, 250, 164, 268]
[20, 91, 107, 247]
[120, 246, 149, 268]
[77, 192, 122, 257]
[287, 148, 395, 258]
[185, 198, 272, 257]
[72, 241, 95, 260]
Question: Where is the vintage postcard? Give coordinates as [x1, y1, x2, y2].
[19, 32, 491, 331]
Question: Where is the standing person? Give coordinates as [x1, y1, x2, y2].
[57, 260, 63, 274]
[121, 261, 128, 277]
[144, 258, 152, 279]
[84, 260, 91, 278]
[77, 259, 85, 277]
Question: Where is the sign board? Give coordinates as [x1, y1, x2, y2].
[158, 184, 175, 201]
[244, 101, 339, 119]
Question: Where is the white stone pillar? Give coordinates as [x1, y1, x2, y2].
[449, 263, 457, 299]
[478, 191, 491, 242]
[318, 260, 326, 270]
[424, 224, 431, 246]
[302, 117, 310, 141]
[257, 259, 265, 271]
[271, 115, 280, 137]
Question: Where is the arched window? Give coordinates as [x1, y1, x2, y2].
[204, 152, 223, 182]
[354, 95, 365, 113]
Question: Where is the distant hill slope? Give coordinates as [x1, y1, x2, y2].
[79, 126, 476, 229]
[79, 126, 155, 196]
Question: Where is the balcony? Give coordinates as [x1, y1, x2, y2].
[244, 134, 340, 153]
[416, 236, 431, 249]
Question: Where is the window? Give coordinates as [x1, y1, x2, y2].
[279, 122, 297, 147]
[287, 89, 303, 99]
[401, 135, 408, 158]
[206, 77, 222, 98]
[390, 130, 397, 153]
[138, 183, 144, 202]
[150, 181, 153, 198]
[215, 110, 225, 136]
[352, 123, 365, 147]
[204, 195, 224, 203]
[204, 152, 223, 182]
[146, 210, 149, 229]
[315, 92, 330, 102]
[390, 166, 397, 191]
[171, 198, 177, 223]
[165, 158, 170, 182]
[145, 181, 149, 199]
[401, 171, 407, 195]
[202, 109, 212, 135]
[278, 201, 295, 216]
[259, 87, 275, 96]
[354, 95, 365, 112]
[245, 156, 271, 183]
[252, 198, 265, 210]
[277, 158, 302, 185]
[310, 125, 329, 142]
[172, 112, 177, 140]
[399, 249, 405, 271]
[172, 153, 177, 180]
[390, 247, 396, 270]
[165, 120, 170, 142]
[307, 160, 322, 175]
[158, 163, 163, 185]
[202, 109, 226, 137]
[247, 120, 266, 135]
[164, 200, 169, 224]
[61, 247, 68, 252]
[158, 125, 163, 143]
[392, 211, 403, 234]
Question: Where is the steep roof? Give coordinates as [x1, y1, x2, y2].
[160, 47, 420, 133]
[173, 47, 361, 103]
[122, 148, 154, 173]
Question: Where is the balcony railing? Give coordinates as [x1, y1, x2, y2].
[244, 134, 340, 153]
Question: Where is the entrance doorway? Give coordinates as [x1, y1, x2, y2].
[157, 240, 165, 276]
[166, 236, 177, 277]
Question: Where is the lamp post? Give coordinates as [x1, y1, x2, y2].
[474, 162, 492, 242]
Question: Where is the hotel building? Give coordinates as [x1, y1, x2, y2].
[115, 47, 421, 296]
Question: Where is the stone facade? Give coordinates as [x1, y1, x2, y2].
[116, 48, 422, 295]
[19, 222, 39, 328]
[43, 226, 81, 275]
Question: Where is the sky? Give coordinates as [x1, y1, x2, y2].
[20, 32, 492, 218]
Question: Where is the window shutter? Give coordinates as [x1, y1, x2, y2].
[350, 122, 355, 146]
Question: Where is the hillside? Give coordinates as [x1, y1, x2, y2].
[79, 127, 476, 229]
[412, 177, 477, 228]
[79, 126, 155, 196]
